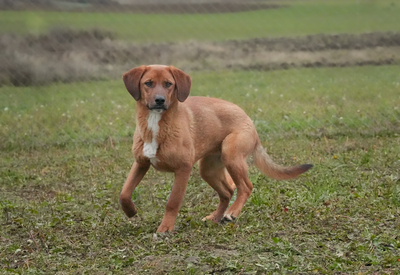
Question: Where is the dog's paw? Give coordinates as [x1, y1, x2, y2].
[222, 213, 236, 223]
[202, 215, 217, 223]
[202, 212, 224, 223]
[157, 223, 174, 233]
[119, 198, 137, 218]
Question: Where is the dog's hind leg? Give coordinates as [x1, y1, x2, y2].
[199, 155, 236, 223]
[221, 132, 256, 221]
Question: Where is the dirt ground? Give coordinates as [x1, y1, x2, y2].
[1, 30, 399, 86]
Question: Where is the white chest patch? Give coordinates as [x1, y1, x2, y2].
[143, 111, 162, 163]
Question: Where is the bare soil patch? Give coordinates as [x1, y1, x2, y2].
[1, 30, 399, 86]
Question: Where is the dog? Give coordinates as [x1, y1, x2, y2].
[119, 65, 312, 232]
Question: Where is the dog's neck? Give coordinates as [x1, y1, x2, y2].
[136, 100, 182, 144]
[136, 103, 161, 137]
[142, 110, 161, 160]
[136, 103, 169, 164]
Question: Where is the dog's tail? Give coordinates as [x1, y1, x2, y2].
[253, 143, 313, 180]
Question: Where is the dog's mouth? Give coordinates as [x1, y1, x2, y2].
[147, 105, 167, 112]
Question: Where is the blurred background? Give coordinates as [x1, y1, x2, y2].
[1, 0, 399, 86]
[0, 0, 399, 149]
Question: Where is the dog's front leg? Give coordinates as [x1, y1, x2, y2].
[120, 161, 150, 217]
[157, 167, 192, 233]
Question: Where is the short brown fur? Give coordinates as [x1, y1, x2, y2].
[119, 65, 312, 232]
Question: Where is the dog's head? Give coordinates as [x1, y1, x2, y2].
[123, 65, 191, 112]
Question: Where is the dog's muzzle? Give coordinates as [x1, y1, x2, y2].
[148, 95, 167, 111]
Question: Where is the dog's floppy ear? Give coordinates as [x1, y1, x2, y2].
[169, 66, 191, 102]
[122, 66, 147, 101]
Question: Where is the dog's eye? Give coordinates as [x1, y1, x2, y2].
[165, 82, 172, 88]
[144, 81, 153, 87]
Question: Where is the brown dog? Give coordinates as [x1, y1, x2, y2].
[119, 65, 312, 232]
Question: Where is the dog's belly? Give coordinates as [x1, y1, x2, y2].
[150, 159, 177, 173]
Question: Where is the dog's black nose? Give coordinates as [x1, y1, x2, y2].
[155, 95, 165, 105]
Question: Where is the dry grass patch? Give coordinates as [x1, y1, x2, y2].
[1, 30, 400, 86]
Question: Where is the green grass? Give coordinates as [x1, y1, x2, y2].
[0, 0, 399, 42]
[1, 66, 400, 273]
[1, 65, 399, 151]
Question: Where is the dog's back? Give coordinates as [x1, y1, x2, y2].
[184, 96, 257, 159]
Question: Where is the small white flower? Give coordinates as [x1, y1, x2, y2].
[4, 107, 8, 111]
[280, 94, 283, 98]
[339, 117, 343, 120]
[254, 88, 258, 92]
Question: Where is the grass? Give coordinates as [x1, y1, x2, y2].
[1, 65, 399, 151]
[1, 65, 399, 274]
[0, 0, 399, 42]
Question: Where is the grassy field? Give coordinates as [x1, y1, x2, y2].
[0, 0, 399, 42]
[1, 65, 399, 150]
[1, 65, 399, 274]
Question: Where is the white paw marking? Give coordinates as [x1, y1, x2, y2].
[224, 214, 233, 221]
[143, 111, 161, 163]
